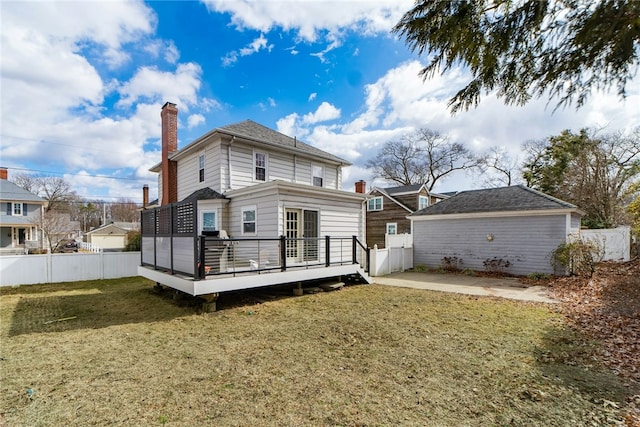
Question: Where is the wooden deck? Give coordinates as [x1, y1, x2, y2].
[138, 263, 370, 296]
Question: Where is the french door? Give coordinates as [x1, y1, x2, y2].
[285, 209, 318, 263]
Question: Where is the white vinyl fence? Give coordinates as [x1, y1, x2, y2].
[0, 252, 141, 286]
[370, 245, 413, 277]
[581, 226, 631, 262]
[385, 233, 413, 249]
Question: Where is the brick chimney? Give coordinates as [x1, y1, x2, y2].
[142, 184, 149, 209]
[0, 167, 7, 180]
[161, 102, 178, 205]
[355, 180, 366, 194]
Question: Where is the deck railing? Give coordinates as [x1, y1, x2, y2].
[140, 201, 369, 280]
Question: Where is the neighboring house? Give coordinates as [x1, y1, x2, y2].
[410, 185, 583, 276]
[363, 182, 448, 248]
[0, 168, 47, 253]
[86, 222, 139, 251]
[139, 102, 369, 306]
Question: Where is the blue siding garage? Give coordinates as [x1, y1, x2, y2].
[410, 186, 583, 276]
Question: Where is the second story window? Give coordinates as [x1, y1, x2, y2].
[12, 203, 23, 216]
[254, 152, 267, 182]
[312, 165, 324, 187]
[199, 154, 205, 183]
[418, 195, 428, 210]
[367, 197, 383, 211]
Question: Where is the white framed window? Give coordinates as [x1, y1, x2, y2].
[418, 195, 428, 210]
[367, 197, 383, 211]
[241, 206, 256, 235]
[254, 151, 267, 182]
[198, 154, 205, 183]
[386, 223, 397, 235]
[200, 210, 217, 234]
[12, 203, 23, 216]
[312, 165, 324, 187]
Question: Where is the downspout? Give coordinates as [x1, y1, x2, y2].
[227, 136, 234, 191]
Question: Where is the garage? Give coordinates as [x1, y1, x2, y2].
[409, 185, 583, 276]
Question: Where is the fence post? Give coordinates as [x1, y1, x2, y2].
[100, 250, 105, 280]
[280, 235, 287, 272]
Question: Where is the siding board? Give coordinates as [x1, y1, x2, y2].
[413, 215, 567, 275]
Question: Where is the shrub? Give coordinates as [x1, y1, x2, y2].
[527, 272, 551, 281]
[413, 264, 428, 272]
[483, 257, 511, 273]
[124, 231, 141, 252]
[441, 256, 464, 272]
[550, 239, 602, 277]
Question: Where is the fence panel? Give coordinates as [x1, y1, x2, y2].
[370, 246, 413, 276]
[581, 226, 631, 261]
[0, 252, 141, 286]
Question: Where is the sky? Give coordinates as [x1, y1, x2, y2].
[1, 0, 639, 204]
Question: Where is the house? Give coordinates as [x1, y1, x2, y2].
[138, 102, 370, 309]
[0, 168, 47, 254]
[362, 182, 448, 248]
[409, 185, 583, 276]
[85, 221, 139, 251]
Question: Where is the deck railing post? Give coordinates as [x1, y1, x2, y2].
[196, 235, 205, 280]
[325, 235, 330, 267]
[352, 235, 357, 265]
[280, 235, 287, 271]
[366, 247, 370, 273]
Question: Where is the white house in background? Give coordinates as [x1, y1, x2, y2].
[0, 168, 47, 253]
[138, 102, 369, 308]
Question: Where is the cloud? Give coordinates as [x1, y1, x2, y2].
[187, 114, 205, 129]
[201, 0, 413, 56]
[308, 93, 317, 102]
[222, 33, 274, 66]
[116, 63, 203, 109]
[276, 60, 640, 192]
[302, 102, 341, 124]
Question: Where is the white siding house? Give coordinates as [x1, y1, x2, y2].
[139, 103, 369, 306]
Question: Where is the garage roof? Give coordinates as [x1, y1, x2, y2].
[410, 185, 578, 216]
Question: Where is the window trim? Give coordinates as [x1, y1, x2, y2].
[386, 222, 397, 235]
[241, 205, 257, 235]
[12, 203, 23, 216]
[312, 164, 324, 187]
[253, 151, 267, 182]
[367, 197, 383, 211]
[198, 153, 205, 183]
[199, 210, 217, 234]
[418, 195, 428, 210]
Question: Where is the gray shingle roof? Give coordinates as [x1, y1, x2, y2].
[181, 187, 226, 203]
[384, 184, 424, 195]
[410, 185, 578, 216]
[0, 179, 47, 203]
[219, 120, 349, 165]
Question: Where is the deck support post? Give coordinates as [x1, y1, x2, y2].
[201, 293, 220, 313]
[293, 282, 303, 296]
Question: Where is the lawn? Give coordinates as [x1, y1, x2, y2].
[0, 277, 636, 426]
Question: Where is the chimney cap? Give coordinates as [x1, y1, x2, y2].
[162, 101, 177, 109]
[143, 184, 149, 189]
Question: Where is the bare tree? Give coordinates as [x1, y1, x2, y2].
[11, 175, 76, 212]
[478, 146, 520, 187]
[367, 128, 480, 190]
[37, 210, 75, 252]
[109, 198, 141, 223]
[11, 173, 41, 194]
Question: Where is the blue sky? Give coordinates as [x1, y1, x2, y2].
[2, 0, 639, 204]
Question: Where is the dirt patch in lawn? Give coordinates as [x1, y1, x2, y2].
[1, 277, 637, 426]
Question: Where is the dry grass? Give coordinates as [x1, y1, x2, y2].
[0, 277, 635, 426]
